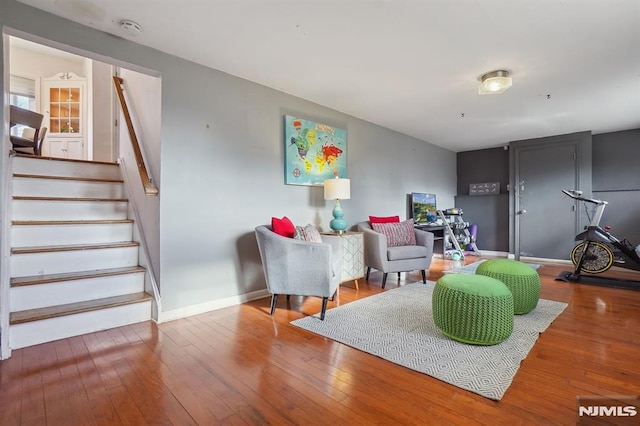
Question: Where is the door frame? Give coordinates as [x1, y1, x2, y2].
[509, 131, 593, 260]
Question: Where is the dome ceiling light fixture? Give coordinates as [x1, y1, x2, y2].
[119, 19, 143, 37]
[478, 70, 512, 95]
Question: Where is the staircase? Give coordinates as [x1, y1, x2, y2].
[8, 154, 153, 350]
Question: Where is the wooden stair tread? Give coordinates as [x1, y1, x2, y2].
[13, 173, 123, 183]
[12, 219, 134, 226]
[11, 266, 146, 287]
[13, 196, 128, 202]
[8, 155, 154, 347]
[12, 152, 118, 166]
[11, 241, 139, 254]
[10, 292, 153, 325]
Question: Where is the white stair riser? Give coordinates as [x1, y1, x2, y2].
[13, 178, 124, 199]
[7, 156, 154, 351]
[13, 200, 128, 221]
[10, 272, 145, 311]
[12, 157, 120, 180]
[11, 246, 139, 277]
[9, 301, 152, 350]
[12, 222, 133, 247]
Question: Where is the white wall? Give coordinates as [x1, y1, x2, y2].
[9, 45, 85, 82]
[91, 60, 114, 162]
[9, 43, 118, 161]
[1, 0, 456, 318]
[119, 68, 161, 184]
[10, 43, 86, 117]
[117, 68, 161, 287]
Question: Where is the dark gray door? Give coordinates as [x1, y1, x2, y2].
[515, 143, 577, 259]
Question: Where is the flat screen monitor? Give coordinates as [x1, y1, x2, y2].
[411, 192, 437, 224]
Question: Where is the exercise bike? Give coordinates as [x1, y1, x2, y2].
[557, 189, 640, 290]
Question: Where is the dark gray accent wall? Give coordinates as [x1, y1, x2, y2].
[455, 147, 510, 252]
[509, 131, 592, 259]
[595, 191, 640, 248]
[457, 129, 639, 255]
[592, 129, 640, 246]
[592, 129, 640, 191]
[457, 147, 509, 195]
[454, 194, 509, 251]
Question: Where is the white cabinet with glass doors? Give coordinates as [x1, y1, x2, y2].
[41, 72, 87, 159]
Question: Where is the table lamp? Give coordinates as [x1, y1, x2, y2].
[324, 177, 351, 233]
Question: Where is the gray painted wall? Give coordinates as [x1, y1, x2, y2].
[1, 0, 456, 315]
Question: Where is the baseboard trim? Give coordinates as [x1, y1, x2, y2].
[519, 256, 572, 265]
[436, 250, 510, 259]
[486, 252, 572, 265]
[158, 289, 270, 323]
[478, 250, 510, 258]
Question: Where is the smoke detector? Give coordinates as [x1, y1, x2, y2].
[119, 19, 142, 37]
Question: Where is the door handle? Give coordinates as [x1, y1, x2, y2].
[517, 209, 527, 215]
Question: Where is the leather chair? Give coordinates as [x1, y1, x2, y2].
[15, 127, 47, 156]
[255, 225, 343, 320]
[357, 221, 434, 288]
[10, 105, 44, 155]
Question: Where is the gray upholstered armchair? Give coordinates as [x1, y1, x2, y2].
[255, 225, 343, 320]
[357, 221, 434, 288]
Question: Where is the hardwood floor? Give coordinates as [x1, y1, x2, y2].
[1, 257, 639, 425]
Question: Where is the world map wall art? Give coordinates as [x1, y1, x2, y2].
[284, 115, 347, 186]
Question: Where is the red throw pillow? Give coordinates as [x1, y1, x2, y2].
[271, 216, 295, 238]
[369, 215, 400, 224]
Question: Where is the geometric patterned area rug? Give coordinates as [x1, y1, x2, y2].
[291, 282, 567, 400]
[444, 259, 541, 274]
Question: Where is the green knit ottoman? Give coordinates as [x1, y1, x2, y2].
[476, 259, 541, 314]
[432, 274, 514, 345]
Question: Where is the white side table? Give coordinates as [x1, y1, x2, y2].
[322, 231, 364, 289]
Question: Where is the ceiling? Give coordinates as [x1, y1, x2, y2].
[16, 0, 640, 152]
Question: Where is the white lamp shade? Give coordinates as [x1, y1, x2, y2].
[324, 178, 351, 200]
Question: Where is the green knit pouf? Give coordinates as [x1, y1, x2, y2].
[476, 259, 541, 314]
[432, 274, 514, 345]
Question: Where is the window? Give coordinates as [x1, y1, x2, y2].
[10, 75, 37, 136]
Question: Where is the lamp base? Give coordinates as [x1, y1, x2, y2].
[329, 219, 347, 234]
[329, 199, 347, 233]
